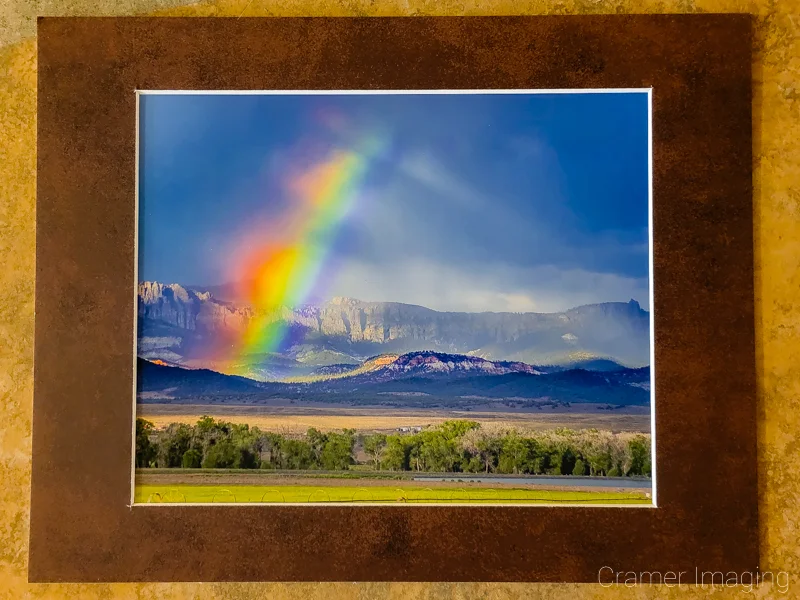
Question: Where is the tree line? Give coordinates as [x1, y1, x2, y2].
[136, 417, 651, 477]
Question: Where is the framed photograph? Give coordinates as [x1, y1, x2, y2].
[133, 88, 655, 508]
[31, 15, 757, 582]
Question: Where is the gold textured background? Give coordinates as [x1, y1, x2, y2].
[1, 1, 797, 597]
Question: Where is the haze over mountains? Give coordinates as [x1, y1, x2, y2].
[137, 281, 651, 382]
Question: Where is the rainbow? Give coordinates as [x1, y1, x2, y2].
[230, 133, 386, 371]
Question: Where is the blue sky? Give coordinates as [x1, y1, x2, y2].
[139, 92, 650, 313]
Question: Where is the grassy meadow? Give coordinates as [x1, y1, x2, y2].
[136, 483, 650, 505]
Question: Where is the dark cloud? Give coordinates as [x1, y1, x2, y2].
[139, 92, 650, 312]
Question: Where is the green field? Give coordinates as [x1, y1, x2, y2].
[135, 484, 651, 504]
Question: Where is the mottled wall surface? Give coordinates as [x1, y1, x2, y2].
[0, 1, 797, 598]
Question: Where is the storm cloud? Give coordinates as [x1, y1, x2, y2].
[139, 92, 650, 313]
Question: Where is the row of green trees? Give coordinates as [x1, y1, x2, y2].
[136, 417, 652, 477]
[136, 416, 356, 470]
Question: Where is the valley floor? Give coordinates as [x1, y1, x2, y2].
[134, 470, 652, 505]
[137, 402, 651, 434]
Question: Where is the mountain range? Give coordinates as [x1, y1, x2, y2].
[137, 351, 651, 409]
[137, 281, 651, 381]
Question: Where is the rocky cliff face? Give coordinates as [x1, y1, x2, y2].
[138, 281, 252, 333]
[137, 281, 651, 368]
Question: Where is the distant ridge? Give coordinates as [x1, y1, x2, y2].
[137, 351, 651, 408]
[137, 281, 651, 377]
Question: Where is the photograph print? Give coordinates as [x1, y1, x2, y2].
[134, 90, 654, 506]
